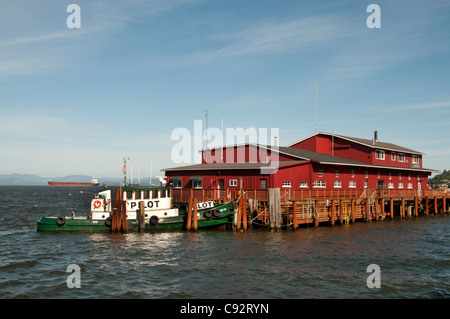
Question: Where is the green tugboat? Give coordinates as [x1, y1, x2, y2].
[37, 186, 236, 232]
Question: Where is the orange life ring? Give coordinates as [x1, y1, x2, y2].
[93, 200, 102, 208]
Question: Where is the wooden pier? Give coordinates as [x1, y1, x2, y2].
[172, 188, 450, 231]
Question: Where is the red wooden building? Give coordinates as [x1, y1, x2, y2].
[162, 131, 437, 193]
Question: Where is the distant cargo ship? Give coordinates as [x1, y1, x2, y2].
[48, 178, 100, 187]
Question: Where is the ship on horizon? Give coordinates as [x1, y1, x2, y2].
[48, 178, 100, 187]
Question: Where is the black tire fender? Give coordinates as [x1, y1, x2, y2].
[56, 216, 66, 226]
[204, 210, 213, 219]
[212, 209, 221, 219]
[150, 215, 159, 226]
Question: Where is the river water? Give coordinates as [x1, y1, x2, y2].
[0, 186, 448, 300]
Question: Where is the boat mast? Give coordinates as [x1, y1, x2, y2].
[122, 157, 129, 186]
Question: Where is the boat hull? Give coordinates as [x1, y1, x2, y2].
[37, 216, 111, 232]
[48, 181, 100, 187]
[37, 201, 236, 232]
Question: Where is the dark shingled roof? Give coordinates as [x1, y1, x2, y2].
[333, 133, 423, 155]
[162, 161, 307, 171]
[290, 132, 424, 155]
[162, 143, 437, 173]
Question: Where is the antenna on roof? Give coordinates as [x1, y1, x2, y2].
[202, 109, 208, 149]
[315, 80, 318, 133]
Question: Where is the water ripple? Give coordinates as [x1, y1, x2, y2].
[0, 186, 449, 298]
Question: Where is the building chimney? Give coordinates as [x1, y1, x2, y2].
[274, 136, 278, 146]
[374, 131, 378, 143]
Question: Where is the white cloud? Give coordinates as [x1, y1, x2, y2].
[145, 14, 357, 67]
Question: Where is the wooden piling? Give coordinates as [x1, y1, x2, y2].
[269, 188, 281, 231]
[374, 200, 379, 221]
[242, 198, 247, 231]
[414, 197, 418, 217]
[390, 198, 394, 219]
[351, 199, 355, 224]
[293, 201, 298, 230]
[381, 198, 385, 219]
[434, 197, 438, 215]
[186, 197, 193, 231]
[401, 198, 405, 219]
[111, 204, 118, 232]
[121, 200, 127, 233]
[339, 200, 344, 225]
[236, 199, 242, 231]
[193, 198, 198, 232]
[444, 197, 447, 214]
[425, 197, 429, 215]
[330, 200, 335, 227]
[365, 199, 370, 222]
[314, 200, 319, 227]
[139, 201, 145, 232]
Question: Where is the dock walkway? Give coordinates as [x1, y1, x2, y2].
[172, 188, 450, 230]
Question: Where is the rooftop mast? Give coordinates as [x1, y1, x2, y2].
[315, 80, 318, 133]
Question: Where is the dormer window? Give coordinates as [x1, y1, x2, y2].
[398, 153, 405, 162]
[391, 152, 396, 161]
[375, 150, 385, 160]
[412, 155, 419, 164]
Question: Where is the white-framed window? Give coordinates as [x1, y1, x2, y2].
[193, 180, 202, 189]
[365, 171, 368, 178]
[313, 180, 326, 188]
[335, 171, 339, 177]
[349, 181, 356, 188]
[364, 181, 368, 188]
[412, 155, 419, 164]
[388, 182, 394, 189]
[375, 150, 385, 160]
[407, 183, 413, 189]
[173, 180, 182, 188]
[300, 182, 308, 188]
[282, 181, 291, 188]
[398, 182, 404, 189]
[261, 179, 267, 189]
[334, 181, 341, 188]
[391, 152, 396, 161]
[229, 179, 237, 186]
[318, 170, 323, 177]
[398, 153, 405, 162]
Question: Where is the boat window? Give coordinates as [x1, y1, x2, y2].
[160, 189, 166, 198]
[126, 192, 133, 200]
[135, 191, 141, 200]
[143, 190, 150, 199]
[152, 190, 159, 199]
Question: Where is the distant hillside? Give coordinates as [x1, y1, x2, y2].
[0, 174, 47, 185]
[430, 169, 450, 189]
[0, 174, 162, 186]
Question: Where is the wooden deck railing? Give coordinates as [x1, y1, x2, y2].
[171, 188, 449, 202]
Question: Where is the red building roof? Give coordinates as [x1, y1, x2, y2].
[163, 132, 437, 191]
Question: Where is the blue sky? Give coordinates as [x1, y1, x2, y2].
[1, 0, 449, 179]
